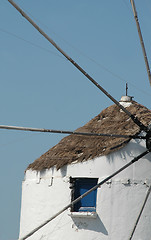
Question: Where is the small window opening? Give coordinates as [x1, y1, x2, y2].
[70, 177, 98, 212]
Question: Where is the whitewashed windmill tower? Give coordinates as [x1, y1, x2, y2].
[19, 98, 151, 240]
[6, 1, 151, 240]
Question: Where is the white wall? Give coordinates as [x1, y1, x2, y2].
[19, 138, 151, 240]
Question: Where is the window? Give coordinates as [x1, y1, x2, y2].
[70, 178, 98, 212]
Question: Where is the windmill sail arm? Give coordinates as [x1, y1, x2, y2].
[129, 184, 151, 240]
[0, 125, 146, 139]
[130, 0, 151, 86]
[8, 0, 148, 133]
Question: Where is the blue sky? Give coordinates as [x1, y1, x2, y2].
[0, 0, 151, 239]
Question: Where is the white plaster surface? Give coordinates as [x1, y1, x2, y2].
[19, 138, 151, 240]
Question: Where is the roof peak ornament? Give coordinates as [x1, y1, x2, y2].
[120, 96, 133, 102]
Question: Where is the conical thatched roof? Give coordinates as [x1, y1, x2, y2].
[27, 101, 151, 171]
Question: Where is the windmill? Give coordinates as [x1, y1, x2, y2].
[2, 0, 151, 240]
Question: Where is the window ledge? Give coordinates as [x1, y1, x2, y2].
[68, 212, 97, 218]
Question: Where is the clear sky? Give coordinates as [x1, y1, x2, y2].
[0, 0, 151, 239]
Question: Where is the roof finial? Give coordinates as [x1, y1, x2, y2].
[126, 83, 128, 96]
[120, 83, 133, 103]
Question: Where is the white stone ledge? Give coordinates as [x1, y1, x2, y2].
[68, 212, 97, 218]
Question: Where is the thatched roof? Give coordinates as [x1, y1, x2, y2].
[27, 101, 151, 171]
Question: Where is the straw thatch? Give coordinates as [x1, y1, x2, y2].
[27, 101, 151, 171]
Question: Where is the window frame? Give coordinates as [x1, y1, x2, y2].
[70, 177, 98, 213]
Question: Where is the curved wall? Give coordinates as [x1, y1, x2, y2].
[19, 138, 151, 240]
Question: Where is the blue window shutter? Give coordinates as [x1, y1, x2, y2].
[73, 178, 98, 212]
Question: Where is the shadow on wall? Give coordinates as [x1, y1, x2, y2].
[71, 215, 108, 235]
[106, 140, 149, 164]
[60, 165, 67, 177]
